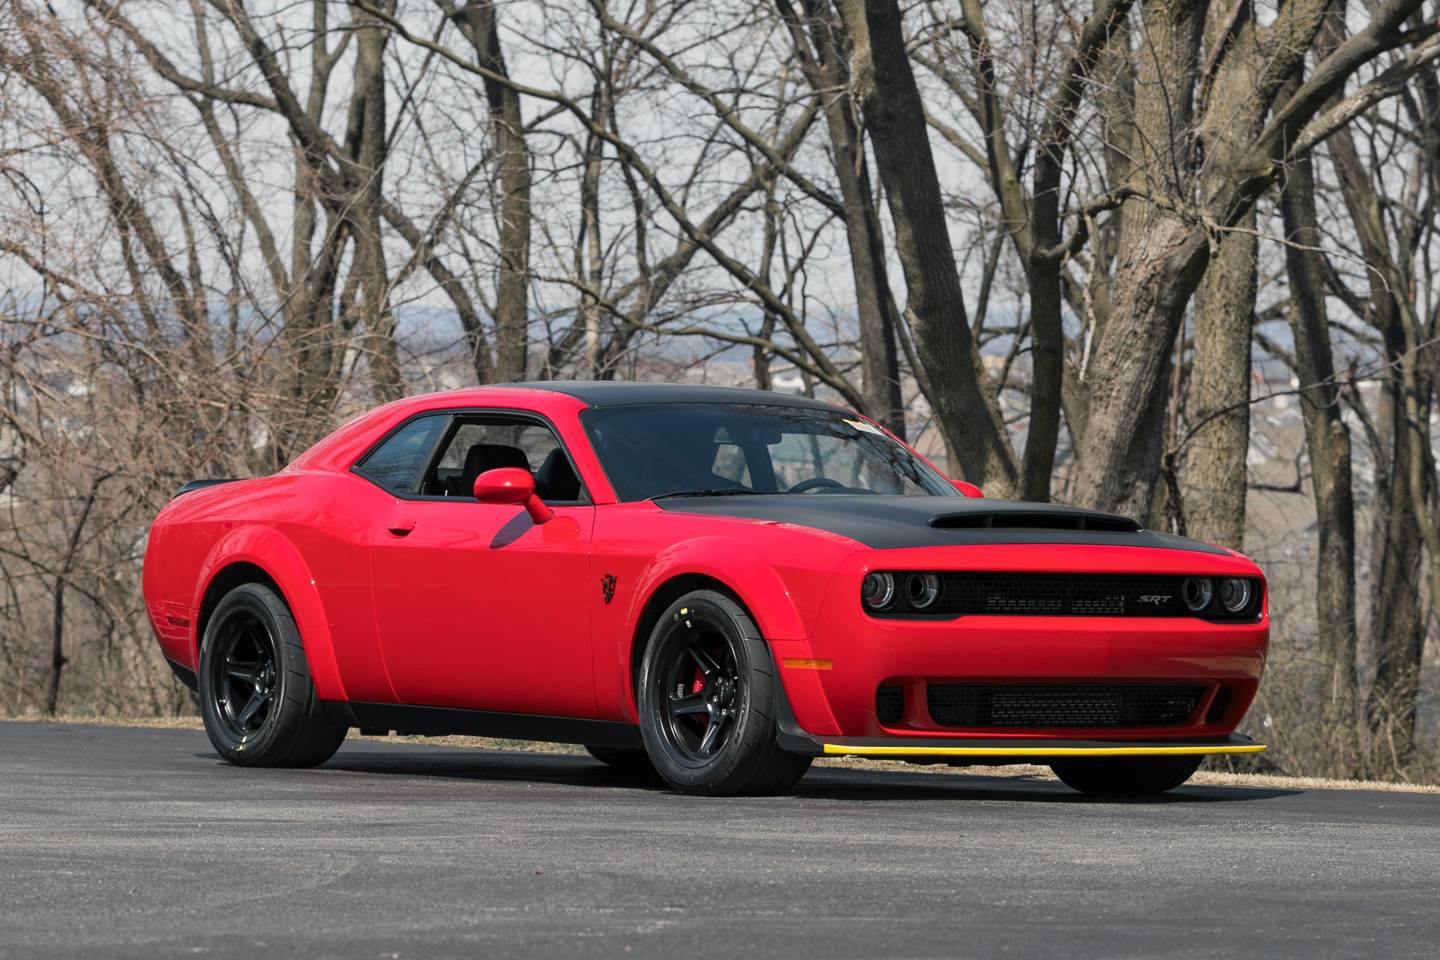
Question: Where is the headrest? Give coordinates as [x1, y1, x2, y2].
[462, 443, 530, 486]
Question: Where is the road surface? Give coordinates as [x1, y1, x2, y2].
[1, 721, 1437, 958]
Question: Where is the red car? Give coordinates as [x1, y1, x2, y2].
[143, 382, 1267, 796]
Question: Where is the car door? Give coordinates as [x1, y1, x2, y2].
[358, 409, 598, 718]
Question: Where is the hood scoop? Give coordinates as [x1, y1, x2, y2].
[930, 511, 1139, 534]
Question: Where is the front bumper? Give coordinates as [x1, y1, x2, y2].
[770, 547, 1270, 746]
[787, 732, 1265, 761]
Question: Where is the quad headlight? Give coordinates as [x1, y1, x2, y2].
[1219, 577, 1254, 614]
[861, 572, 896, 610]
[906, 573, 941, 610]
[1181, 577, 1214, 612]
[1180, 576, 1259, 617]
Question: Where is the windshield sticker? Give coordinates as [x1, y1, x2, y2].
[843, 418, 885, 436]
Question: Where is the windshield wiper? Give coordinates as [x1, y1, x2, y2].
[649, 488, 773, 500]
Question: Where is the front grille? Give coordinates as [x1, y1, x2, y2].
[932, 573, 1242, 618]
[926, 683, 1205, 728]
[875, 686, 904, 725]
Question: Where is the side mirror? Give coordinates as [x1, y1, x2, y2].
[473, 467, 553, 524]
[951, 479, 984, 498]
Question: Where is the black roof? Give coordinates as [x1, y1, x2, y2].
[514, 380, 846, 411]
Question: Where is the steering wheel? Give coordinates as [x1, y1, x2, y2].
[788, 477, 846, 494]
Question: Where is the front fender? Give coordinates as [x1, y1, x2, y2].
[625, 536, 815, 643]
[194, 525, 348, 701]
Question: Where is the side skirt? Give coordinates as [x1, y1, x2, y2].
[323, 701, 643, 750]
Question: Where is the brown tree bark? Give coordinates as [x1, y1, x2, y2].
[449, 0, 533, 382]
[1070, 0, 1210, 518]
[1279, 150, 1360, 767]
[778, 0, 905, 436]
[839, 0, 1017, 492]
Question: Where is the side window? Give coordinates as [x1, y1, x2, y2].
[422, 417, 585, 503]
[354, 415, 447, 494]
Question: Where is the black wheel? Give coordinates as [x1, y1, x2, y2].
[1050, 755, 1204, 797]
[197, 582, 348, 768]
[584, 744, 655, 773]
[637, 589, 812, 796]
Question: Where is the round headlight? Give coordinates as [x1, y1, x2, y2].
[1220, 578, 1253, 614]
[906, 573, 941, 610]
[1181, 577, 1214, 612]
[861, 572, 896, 610]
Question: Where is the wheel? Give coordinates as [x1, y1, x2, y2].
[1050, 755, 1204, 797]
[637, 589, 812, 796]
[197, 582, 348, 768]
[584, 744, 655, 773]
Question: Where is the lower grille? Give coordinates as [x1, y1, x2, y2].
[927, 683, 1205, 728]
[1205, 685, 1232, 723]
[876, 686, 905, 725]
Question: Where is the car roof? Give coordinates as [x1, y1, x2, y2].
[512, 380, 846, 411]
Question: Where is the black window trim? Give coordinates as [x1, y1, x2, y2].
[351, 406, 592, 506]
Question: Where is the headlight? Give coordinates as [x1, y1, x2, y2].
[861, 572, 896, 610]
[906, 573, 941, 610]
[1219, 578, 1253, 614]
[1181, 577, 1213, 612]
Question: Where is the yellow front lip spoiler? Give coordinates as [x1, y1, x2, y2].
[822, 742, 1266, 759]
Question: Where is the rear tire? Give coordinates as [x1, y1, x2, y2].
[197, 582, 348, 768]
[637, 589, 812, 796]
[1050, 755, 1203, 797]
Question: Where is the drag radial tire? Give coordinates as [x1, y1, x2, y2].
[197, 583, 348, 768]
[1049, 756, 1204, 797]
[637, 589, 812, 796]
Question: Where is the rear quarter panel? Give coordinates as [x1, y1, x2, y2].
[142, 471, 395, 702]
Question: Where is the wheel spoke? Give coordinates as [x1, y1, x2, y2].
[697, 712, 729, 755]
[668, 692, 708, 718]
[686, 642, 721, 679]
[223, 657, 258, 683]
[233, 688, 271, 728]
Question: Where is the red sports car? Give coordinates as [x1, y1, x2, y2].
[143, 382, 1267, 796]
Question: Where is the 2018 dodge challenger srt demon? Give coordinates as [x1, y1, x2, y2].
[143, 381, 1268, 796]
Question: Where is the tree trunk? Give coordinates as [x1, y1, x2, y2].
[839, 0, 1017, 492]
[1184, 225, 1255, 548]
[1279, 150, 1360, 769]
[781, 0, 904, 435]
[453, 0, 532, 381]
[1070, 0, 1209, 518]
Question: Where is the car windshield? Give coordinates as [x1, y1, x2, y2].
[581, 402, 958, 501]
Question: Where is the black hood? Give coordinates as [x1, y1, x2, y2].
[654, 494, 1225, 554]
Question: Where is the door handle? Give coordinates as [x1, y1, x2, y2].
[386, 520, 416, 537]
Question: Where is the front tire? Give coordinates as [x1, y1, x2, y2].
[637, 590, 811, 796]
[197, 582, 347, 768]
[1050, 755, 1204, 797]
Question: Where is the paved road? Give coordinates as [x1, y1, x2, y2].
[1, 722, 1437, 959]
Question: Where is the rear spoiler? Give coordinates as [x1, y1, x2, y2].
[176, 478, 241, 497]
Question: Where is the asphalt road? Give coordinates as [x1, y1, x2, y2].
[2, 722, 1438, 959]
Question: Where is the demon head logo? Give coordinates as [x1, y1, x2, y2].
[600, 574, 617, 604]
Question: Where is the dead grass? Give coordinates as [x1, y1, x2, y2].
[9, 714, 1437, 794]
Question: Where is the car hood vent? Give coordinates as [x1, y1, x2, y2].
[930, 511, 1138, 533]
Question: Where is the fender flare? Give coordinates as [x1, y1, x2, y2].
[616, 536, 817, 721]
[193, 525, 348, 701]
[625, 536, 811, 644]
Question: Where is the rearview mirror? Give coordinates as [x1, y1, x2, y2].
[473, 467, 553, 524]
[951, 479, 984, 498]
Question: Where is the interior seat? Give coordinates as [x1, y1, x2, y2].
[534, 448, 582, 502]
[460, 443, 531, 495]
